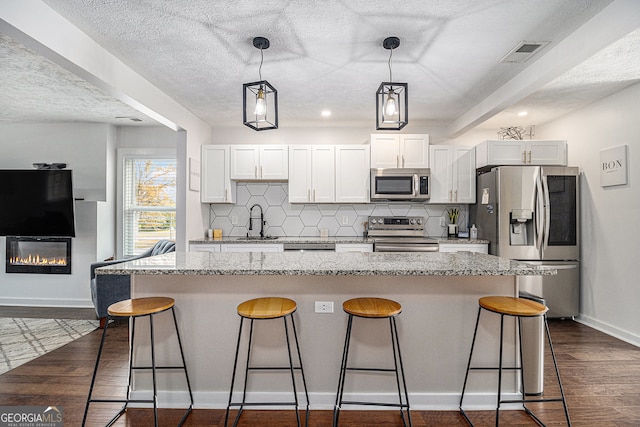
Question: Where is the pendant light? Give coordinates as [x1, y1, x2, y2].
[243, 37, 278, 131]
[376, 36, 408, 130]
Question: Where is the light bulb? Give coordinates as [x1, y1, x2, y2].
[384, 91, 397, 116]
[254, 88, 266, 116]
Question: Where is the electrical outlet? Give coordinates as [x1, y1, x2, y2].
[231, 215, 238, 225]
[342, 216, 349, 225]
[315, 301, 334, 313]
[440, 217, 446, 227]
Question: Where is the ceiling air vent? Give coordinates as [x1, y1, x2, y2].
[500, 41, 550, 63]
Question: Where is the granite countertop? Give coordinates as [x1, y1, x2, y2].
[189, 236, 490, 244]
[96, 251, 553, 277]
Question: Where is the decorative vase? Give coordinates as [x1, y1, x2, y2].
[447, 224, 458, 238]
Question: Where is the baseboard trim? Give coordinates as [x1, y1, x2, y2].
[0, 297, 93, 308]
[576, 314, 640, 348]
[128, 390, 522, 411]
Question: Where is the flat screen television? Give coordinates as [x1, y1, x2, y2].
[0, 169, 76, 237]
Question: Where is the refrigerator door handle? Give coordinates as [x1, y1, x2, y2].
[541, 174, 551, 256]
[535, 171, 545, 255]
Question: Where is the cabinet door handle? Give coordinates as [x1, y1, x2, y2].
[527, 151, 532, 163]
[313, 189, 316, 201]
[225, 189, 228, 202]
[255, 165, 258, 178]
[402, 155, 405, 167]
[260, 165, 263, 178]
[455, 190, 458, 202]
[397, 155, 400, 168]
[308, 189, 311, 201]
[522, 151, 526, 163]
[449, 190, 452, 201]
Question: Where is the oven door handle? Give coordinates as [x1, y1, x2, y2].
[375, 243, 439, 252]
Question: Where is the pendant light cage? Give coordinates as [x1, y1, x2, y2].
[243, 80, 278, 131]
[376, 82, 408, 130]
[243, 37, 278, 131]
[376, 36, 408, 130]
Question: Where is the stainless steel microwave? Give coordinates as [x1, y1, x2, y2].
[370, 168, 431, 201]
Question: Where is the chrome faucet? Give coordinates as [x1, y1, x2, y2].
[248, 203, 265, 239]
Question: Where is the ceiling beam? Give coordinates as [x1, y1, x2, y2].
[446, 0, 640, 138]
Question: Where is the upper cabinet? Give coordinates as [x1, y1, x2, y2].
[370, 134, 429, 168]
[476, 140, 567, 169]
[429, 145, 476, 204]
[230, 145, 288, 180]
[201, 145, 235, 203]
[335, 145, 370, 203]
[289, 145, 335, 203]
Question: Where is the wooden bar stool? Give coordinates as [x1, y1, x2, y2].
[333, 297, 411, 427]
[459, 296, 571, 426]
[83, 297, 193, 427]
[225, 297, 310, 427]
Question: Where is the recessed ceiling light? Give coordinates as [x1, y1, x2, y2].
[321, 109, 331, 117]
[517, 111, 528, 117]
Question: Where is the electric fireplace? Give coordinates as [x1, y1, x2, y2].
[6, 236, 72, 274]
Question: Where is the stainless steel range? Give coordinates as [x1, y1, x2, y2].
[368, 216, 438, 252]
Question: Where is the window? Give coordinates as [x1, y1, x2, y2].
[122, 156, 176, 256]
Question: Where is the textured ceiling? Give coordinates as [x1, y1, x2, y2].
[3, 0, 638, 133]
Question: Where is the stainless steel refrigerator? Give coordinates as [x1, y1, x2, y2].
[471, 166, 580, 318]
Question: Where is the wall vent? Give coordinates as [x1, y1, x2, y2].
[500, 41, 550, 63]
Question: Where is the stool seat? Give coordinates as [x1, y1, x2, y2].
[107, 296, 175, 317]
[237, 297, 297, 319]
[479, 296, 548, 317]
[343, 297, 402, 318]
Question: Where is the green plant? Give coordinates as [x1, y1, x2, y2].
[447, 208, 459, 224]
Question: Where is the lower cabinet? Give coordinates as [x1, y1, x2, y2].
[220, 244, 284, 252]
[335, 243, 373, 253]
[189, 244, 221, 252]
[439, 243, 488, 254]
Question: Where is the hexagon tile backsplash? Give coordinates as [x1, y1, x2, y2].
[208, 183, 468, 238]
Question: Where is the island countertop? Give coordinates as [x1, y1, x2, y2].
[95, 251, 554, 277]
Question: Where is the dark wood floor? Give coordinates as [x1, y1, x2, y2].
[1, 316, 639, 426]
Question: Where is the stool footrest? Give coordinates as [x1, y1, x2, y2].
[341, 401, 409, 408]
[87, 398, 153, 404]
[346, 367, 396, 372]
[502, 397, 565, 404]
[229, 402, 301, 407]
[247, 366, 303, 371]
[132, 365, 189, 370]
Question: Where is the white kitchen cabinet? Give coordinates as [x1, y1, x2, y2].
[370, 134, 429, 168]
[335, 243, 373, 252]
[201, 145, 235, 203]
[189, 243, 221, 252]
[335, 145, 370, 203]
[429, 145, 476, 204]
[289, 145, 335, 203]
[475, 140, 567, 168]
[220, 243, 283, 252]
[439, 243, 488, 254]
[230, 145, 288, 180]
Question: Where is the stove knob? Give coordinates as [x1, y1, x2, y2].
[410, 218, 416, 224]
[417, 218, 423, 225]
[370, 218, 377, 224]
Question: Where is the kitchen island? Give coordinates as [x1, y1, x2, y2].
[96, 251, 554, 410]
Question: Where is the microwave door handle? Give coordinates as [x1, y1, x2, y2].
[414, 174, 419, 198]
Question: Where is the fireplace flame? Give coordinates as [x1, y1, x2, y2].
[10, 254, 67, 266]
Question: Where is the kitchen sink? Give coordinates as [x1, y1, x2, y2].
[236, 236, 279, 241]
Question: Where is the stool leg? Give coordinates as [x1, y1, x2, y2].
[289, 313, 310, 427]
[283, 315, 302, 427]
[149, 313, 159, 427]
[544, 315, 572, 427]
[333, 314, 354, 427]
[224, 317, 246, 427]
[390, 316, 412, 427]
[82, 314, 111, 426]
[495, 313, 506, 427]
[170, 306, 194, 425]
[459, 306, 482, 420]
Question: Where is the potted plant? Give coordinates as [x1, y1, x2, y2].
[447, 208, 459, 237]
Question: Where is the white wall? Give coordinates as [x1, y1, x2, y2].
[537, 82, 640, 346]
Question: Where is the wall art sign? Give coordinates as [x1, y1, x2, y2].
[189, 157, 200, 191]
[600, 145, 628, 187]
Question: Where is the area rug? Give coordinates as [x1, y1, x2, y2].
[0, 318, 98, 375]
